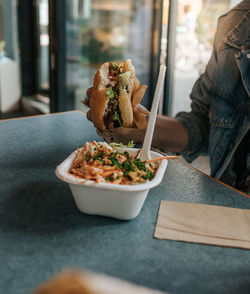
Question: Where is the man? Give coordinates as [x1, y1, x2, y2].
[88, 1, 250, 194]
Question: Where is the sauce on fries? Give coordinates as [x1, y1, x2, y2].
[69, 141, 159, 185]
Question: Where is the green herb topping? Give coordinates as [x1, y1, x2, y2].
[85, 154, 90, 162]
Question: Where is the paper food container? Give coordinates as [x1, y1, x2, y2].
[55, 146, 168, 220]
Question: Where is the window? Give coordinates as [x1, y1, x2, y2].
[163, 0, 242, 117]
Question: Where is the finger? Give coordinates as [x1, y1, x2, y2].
[96, 129, 114, 143]
[114, 127, 146, 144]
[135, 103, 149, 112]
[96, 129, 103, 137]
[86, 110, 92, 121]
[133, 110, 148, 129]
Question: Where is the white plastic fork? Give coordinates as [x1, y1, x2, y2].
[138, 65, 166, 161]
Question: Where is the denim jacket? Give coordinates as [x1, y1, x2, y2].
[176, 0, 250, 180]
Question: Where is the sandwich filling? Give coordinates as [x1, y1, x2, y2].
[104, 62, 131, 129]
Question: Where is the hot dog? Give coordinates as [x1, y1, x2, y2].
[85, 59, 147, 130]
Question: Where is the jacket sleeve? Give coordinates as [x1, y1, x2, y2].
[175, 6, 248, 164]
[175, 62, 214, 163]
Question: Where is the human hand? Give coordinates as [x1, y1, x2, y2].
[86, 104, 149, 144]
[96, 127, 146, 144]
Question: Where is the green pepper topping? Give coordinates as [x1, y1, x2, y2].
[106, 176, 115, 182]
[85, 154, 90, 162]
[112, 63, 120, 70]
[113, 110, 121, 125]
[106, 86, 114, 99]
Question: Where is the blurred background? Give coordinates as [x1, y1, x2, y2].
[0, 0, 241, 173]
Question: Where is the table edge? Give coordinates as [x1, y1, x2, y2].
[0, 110, 86, 122]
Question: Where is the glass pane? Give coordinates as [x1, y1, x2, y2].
[65, 0, 154, 111]
[166, 0, 241, 174]
[171, 0, 241, 116]
[36, 0, 50, 91]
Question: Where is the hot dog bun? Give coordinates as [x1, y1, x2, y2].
[87, 59, 145, 130]
[89, 62, 110, 130]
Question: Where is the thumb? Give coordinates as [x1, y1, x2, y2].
[86, 110, 92, 121]
[96, 129, 114, 143]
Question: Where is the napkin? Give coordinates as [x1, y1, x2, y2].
[154, 201, 250, 249]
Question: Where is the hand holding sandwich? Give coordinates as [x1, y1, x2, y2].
[85, 59, 188, 153]
[88, 103, 188, 154]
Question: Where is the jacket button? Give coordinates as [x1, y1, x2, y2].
[229, 142, 234, 150]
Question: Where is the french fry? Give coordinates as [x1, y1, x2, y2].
[103, 170, 117, 177]
[111, 178, 122, 184]
[146, 156, 179, 163]
[103, 165, 115, 170]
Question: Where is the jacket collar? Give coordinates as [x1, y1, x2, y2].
[223, 9, 250, 49]
[234, 0, 250, 10]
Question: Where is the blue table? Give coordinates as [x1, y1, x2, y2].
[1, 111, 250, 294]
